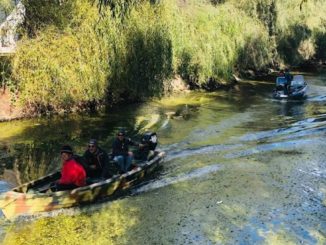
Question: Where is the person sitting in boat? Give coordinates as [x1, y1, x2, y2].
[278, 69, 285, 77]
[112, 130, 142, 173]
[53, 145, 86, 191]
[83, 139, 110, 179]
[284, 69, 293, 95]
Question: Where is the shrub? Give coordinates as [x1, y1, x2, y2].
[106, 2, 173, 100]
[12, 1, 109, 111]
[8, 0, 326, 113]
[0, 56, 11, 89]
[0, 0, 14, 19]
[275, 0, 326, 64]
[21, 0, 79, 35]
[172, 2, 272, 84]
[314, 29, 326, 60]
[277, 23, 312, 64]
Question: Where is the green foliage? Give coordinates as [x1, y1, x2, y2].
[6, 0, 326, 113]
[21, 0, 81, 35]
[0, 57, 17, 101]
[237, 32, 273, 71]
[210, 0, 226, 5]
[106, 2, 173, 100]
[12, 1, 108, 111]
[0, 0, 14, 18]
[171, 2, 272, 84]
[275, 0, 326, 65]
[315, 30, 326, 60]
[228, 0, 326, 65]
[96, 0, 142, 16]
[0, 57, 11, 88]
[277, 23, 312, 64]
[257, 0, 277, 36]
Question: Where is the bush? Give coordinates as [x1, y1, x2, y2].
[0, 56, 11, 89]
[106, 2, 173, 101]
[237, 33, 273, 71]
[275, 0, 326, 64]
[12, 1, 109, 112]
[22, 0, 78, 35]
[0, 0, 14, 19]
[8, 0, 326, 114]
[277, 23, 312, 64]
[315, 30, 326, 60]
[172, 2, 272, 84]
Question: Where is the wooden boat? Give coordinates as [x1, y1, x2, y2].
[273, 75, 308, 100]
[0, 150, 165, 220]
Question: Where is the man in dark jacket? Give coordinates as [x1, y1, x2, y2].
[112, 130, 140, 173]
[284, 69, 293, 95]
[83, 139, 110, 179]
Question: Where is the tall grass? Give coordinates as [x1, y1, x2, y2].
[170, 1, 272, 84]
[0, 0, 14, 19]
[12, 0, 109, 112]
[105, 2, 173, 101]
[275, 0, 326, 65]
[6, 0, 326, 112]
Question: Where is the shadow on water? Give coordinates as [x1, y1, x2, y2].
[274, 100, 306, 117]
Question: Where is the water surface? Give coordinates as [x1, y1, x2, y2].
[0, 71, 325, 244]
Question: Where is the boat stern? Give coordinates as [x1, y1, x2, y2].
[0, 191, 28, 220]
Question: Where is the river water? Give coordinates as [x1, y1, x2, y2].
[0, 71, 325, 244]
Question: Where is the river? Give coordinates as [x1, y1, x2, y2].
[0, 71, 325, 244]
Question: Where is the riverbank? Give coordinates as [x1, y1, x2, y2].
[0, 76, 191, 122]
[1, 63, 324, 122]
[1, 0, 325, 121]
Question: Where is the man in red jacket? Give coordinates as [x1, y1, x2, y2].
[54, 145, 86, 191]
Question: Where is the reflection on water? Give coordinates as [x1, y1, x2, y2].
[276, 100, 306, 117]
[0, 70, 325, 244]
[0, 142, 61, 186]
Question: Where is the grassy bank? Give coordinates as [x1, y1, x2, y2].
[0, 0, 325, 114]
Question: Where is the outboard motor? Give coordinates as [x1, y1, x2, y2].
[135, 132, 158, 161]
[141, 132, 157, 151]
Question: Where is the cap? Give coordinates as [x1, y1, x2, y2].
[89, 139, 97, 146]
[117, 129, 126, 136]
[60, 145, 73, 154]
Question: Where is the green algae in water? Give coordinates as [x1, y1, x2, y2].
[1, 73, 326, 244]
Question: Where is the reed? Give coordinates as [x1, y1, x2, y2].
[5, 0, 326, 112]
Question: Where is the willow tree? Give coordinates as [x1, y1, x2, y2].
[95, 0, 160, 15]
[300, 0, 307, 10]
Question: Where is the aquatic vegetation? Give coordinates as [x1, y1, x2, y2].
[0, 73, 325, 243]
[0, 121, 30, 142]
[1, 200, 139, 245]
[156, 93, 214, 107]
